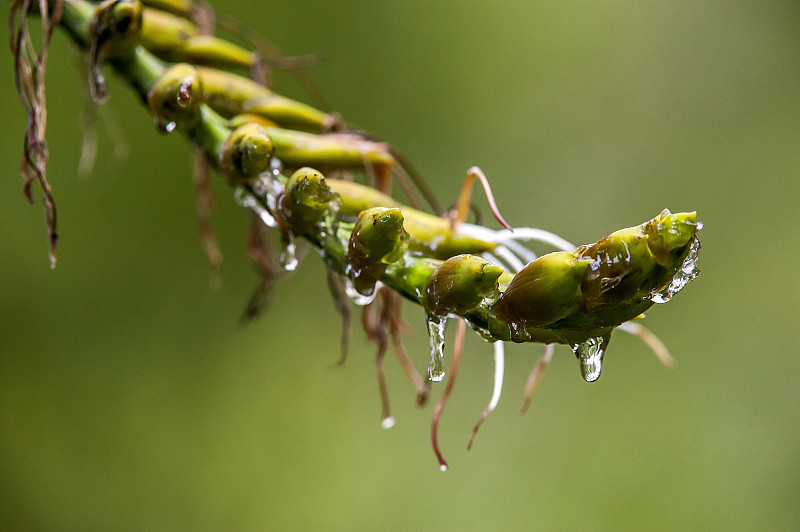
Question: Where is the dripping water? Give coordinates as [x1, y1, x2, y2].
[649, 236, 701, 303]
[342, 276, 378, 306]
[154, 118, 177, 133]
[572, 335, 609, 382]
[319, 196, 342, 241]
[234, 187, 277, 228]
[280, 239, 298, 271]
[426, 312, 447, 382]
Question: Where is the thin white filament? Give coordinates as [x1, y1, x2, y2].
[496, 227, 576, 252]
[481, 252, 508, 272]
[496, 237, 537, 264]
[489, 341, 505, 413]
[456, 222, 575, 254]
[492, 245, 526, 273]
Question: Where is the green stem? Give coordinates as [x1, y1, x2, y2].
[50, 0, 699, 349]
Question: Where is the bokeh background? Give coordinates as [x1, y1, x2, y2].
[2, 1, 799, 529]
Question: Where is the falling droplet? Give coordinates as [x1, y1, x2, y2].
[280, 239, 298, 271]
[426, 312, 447, 382]
[572, 335, 609, 382]
[154, 117, 177, 133]
[342, 276, 378, 306]
[649, 236, 701, 303]
[381, 416, 396, 429]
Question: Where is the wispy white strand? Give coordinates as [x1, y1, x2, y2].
[496, 237, 537, 264]
[488, 341, 505, 412]
[496, 227, 576, 252]
[456, 222, 575, 255]
[492, 245, 526, 273]
[481, 252, 508, 271]
[455, 222, 503, 244]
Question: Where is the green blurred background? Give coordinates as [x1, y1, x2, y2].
[1, 0, 799, 529]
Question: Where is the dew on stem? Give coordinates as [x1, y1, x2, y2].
[279, 238, 298, 271]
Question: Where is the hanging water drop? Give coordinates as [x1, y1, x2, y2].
[381, 416, 396, 429]
[572, 335, 609, 382]
[154, 117, 177, 133]
[426, 312, 448, 382]
[280, 239, 298, 271]
[649, 236, 701, 303]
[342, 276, 378, 306]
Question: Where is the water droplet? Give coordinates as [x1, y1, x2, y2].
[342, 276, 378, 305]
[439, 464, 449, 472]
[381, 416, 395, 429]
[426, 312, 447, 382]
[280, 240, 298, 271]
[249, 174, 280, 200]
[649, 236, 701, 303]
[572, 335, 609, 382]
[507, 320, 531, 342]
[319, 196, 342, 240]
[176, 79, 193, 108]
[270, 155, 283, 177]
[154, 118, 177, 133]
[234, 187, 277, 228]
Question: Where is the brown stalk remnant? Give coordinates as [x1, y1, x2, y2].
[384, 290, 428, 406]
[325, 269, 351, 367]
[242, 212, 279, 320]
[519, 343, 555, 414]
[361, 287, 395, 428]
[10, 0, 64, 268]
[431, 318, 466, 471]
[361, 286, 429, 427]
[193, 152, 223, 286]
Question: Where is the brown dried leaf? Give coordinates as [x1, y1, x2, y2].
[10, 0, 64, 268]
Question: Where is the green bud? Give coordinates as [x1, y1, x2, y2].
[493, 252, 589, 328]
[277, 168, 336, 235]
[576, 233, 641, 310]
[88, 0, 143, 103]
[140, 7, 255, 70]
[644, 210, 699, 265]
[347, 207, 409, 295]
[424, 254, 504, 316]
[349, 208, 408, 265]
[147, 63, 203, 131]
[90, 0, 143, 53]
[491, 210, 701, 337]
[218, 123, 274, 184]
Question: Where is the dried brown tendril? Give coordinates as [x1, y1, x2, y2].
[10, 0, 64, 268]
